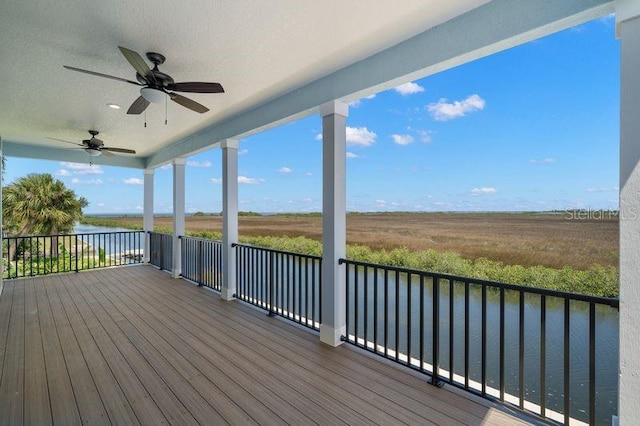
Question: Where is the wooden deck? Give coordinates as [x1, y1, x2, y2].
[0, 265, 532, 425]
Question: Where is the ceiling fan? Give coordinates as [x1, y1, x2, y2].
[48, 130, 136, 157]
[64, 46, 224, 115]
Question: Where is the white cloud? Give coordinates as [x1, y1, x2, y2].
[394, 82, 425, 96]
[470, 187, 497, 195]
[305, 172, 313, 176]
[136, 205, 143, 211]
[391, 134, 414, 146]
[159, 164, 172, 170]
[187, 160, 211, 168]
[238, 149, 248, 155]
[417, 130, 433, 144]
[346, 152, 358, 159]
[277, 167, 293, 174]
[211, 176, 265, 184]
[349, 94, 376, 108]
[55, 169, 71, 177]
[346, 126, 377, 147]
[315, 133, 323, 141]
[376, 199, 387, 206]
[71, 178, 103, 185]
[59, 162, 104, 175]
[123, 178, 143, 185]
[530, 157, 557, 164]
[586, 186, 618, 193]
[238, 176, 264, 184]
[427, 94, 486, 121]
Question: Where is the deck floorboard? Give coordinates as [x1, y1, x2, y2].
[0, 265, 532, 425]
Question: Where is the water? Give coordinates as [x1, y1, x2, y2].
[72, 223, 143, 257]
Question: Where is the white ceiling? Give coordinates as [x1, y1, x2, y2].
[0, 0, 612, 168]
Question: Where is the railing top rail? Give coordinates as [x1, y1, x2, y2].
[232, 243, 322, 261]
[3, 230, 143, 239]
[339, 257, 619, 308]
[179, 235, 223, 243]
[147, 231, 172, 236]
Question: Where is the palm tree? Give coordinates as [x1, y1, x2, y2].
[3, 173, 88, 259]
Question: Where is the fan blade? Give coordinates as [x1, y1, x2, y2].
[166, 82, 224, 93]
[100, 149, 115, 157]
[169, 93, 209, 113]
[127, 96, 151, 114]
[63, 65, 142, 86]
[102, 147, 136, 154]
[47, 137, 83, 147]
[118, 46, 156, 84]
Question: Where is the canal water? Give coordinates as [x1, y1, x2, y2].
[72, 223, 143, 257]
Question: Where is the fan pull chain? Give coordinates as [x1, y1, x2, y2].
[165, 95, 168, 125]
[144, 110, 147, 128]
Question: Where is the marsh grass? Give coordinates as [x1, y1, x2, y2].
[81, 212, 619, 297]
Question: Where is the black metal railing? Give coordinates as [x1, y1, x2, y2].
[234, 244, 321, 330]
[3, 231, 144, 279]
[180, 236, 223, 290]
[340, 258, 619, 425]
[149, 231, 173, 271]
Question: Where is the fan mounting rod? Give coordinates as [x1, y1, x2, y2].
[146, 52, 166, 66]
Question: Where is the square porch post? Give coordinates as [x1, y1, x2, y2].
[172, 157, 186, 278]
[617, 1, 640, 423]
[221, 139, 239, 300]
[320, 100, 349, 347]
[143, 168, 154, 263]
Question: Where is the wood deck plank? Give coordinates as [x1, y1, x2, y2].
[73, 275, 230, 426]
[40, 275, 110, 425]
[0, 266, 533, 426]
[35, 275, 83, 425]
[0, 282, 25, 425]
[99, 273, 369, 426]
[67, 278, 199, 426]
[97, 273, 323, 425]
[60, 276, 169, 426]
[23, 278, 52, 426]
[0, 280, 15, 388]
[49, 274, 141, 425]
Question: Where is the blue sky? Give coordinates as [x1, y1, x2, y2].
[5, 17, 620, 214]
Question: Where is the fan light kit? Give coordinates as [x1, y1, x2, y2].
[140, 87, 168, 104]
[84, 147, 102, 157]
[64, 47, 225, 117]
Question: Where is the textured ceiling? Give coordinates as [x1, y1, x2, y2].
[0, 0, 488, 163]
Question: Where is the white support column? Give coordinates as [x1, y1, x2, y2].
[143, 168, 155, 263]
[319, 100, 349, 347]
[221, 139, 239, 301]
[617, 2, 640, 423]
[172, 157, 186, 278]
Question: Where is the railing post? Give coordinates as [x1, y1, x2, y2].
[198, 239, 203, 286]
[430, 276, 443, 387]
[75, 234, 79, 272]
[268, 251, 275, 317]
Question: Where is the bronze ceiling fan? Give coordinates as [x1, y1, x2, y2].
[64, 46, 224, 115]
[48, 130, 135, 157]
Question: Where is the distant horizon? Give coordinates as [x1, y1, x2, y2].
[84, 207, 621, 216]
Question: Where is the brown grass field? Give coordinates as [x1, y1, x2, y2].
[108, 212, 618, 270]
